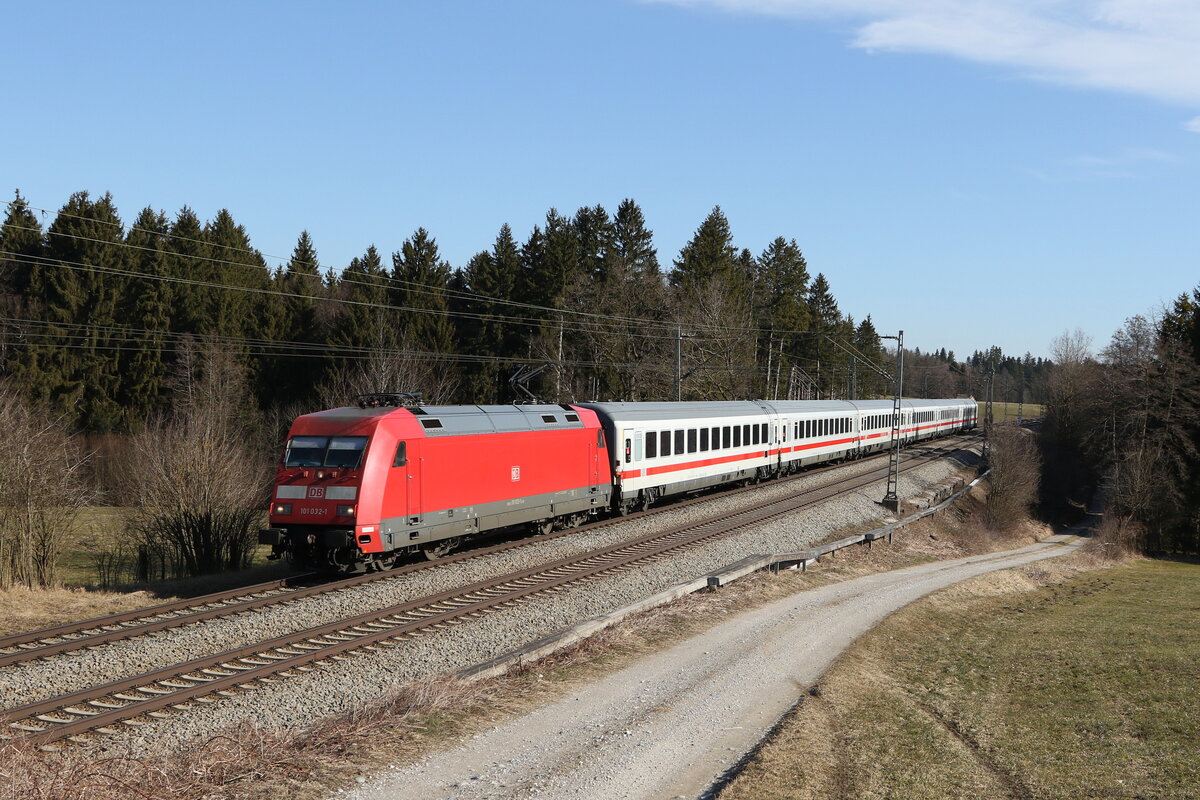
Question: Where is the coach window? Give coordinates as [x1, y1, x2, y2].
[392, 441, 407, 468]
[646, 433, 657, 459]
[733, 425, 742, 447]
[761, 423, 768, 442]
[741, 424, 750, 444]
[660, 430, 671, 456]
[712, 426, 720, 448]
[688, 429, 698, 453]
[751, 425, 759, 445]
[700, 428, 709, 451]
[720, 426, 729, 448]
[675, 429, 685, 454]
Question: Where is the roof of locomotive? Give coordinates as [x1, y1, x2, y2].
[293, 403, 594, 438]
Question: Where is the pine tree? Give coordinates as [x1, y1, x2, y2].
[164, 207, 212, 336]
[803, 273, 846, 398]
[670, 206, 740, 293]
[853, 315, 886, 398]
[204, 209, 266, 340]
[611, 198, 659, 280]
[120, 207, 173, 420]
[573, 205, 615, 284]
[331, 244, 390, 351]
[266, 231, 326, 402]
[36, 191, 127, 429]
[455, 250, 500, 401]
[755, 237, 810, 397]
[0, 192, 45, 376]
[393, 228, 455, 354]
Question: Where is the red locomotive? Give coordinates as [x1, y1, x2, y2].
[259, 394, 612, 571]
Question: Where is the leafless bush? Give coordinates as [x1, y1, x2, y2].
[125, 346, 270, 578]
[0, 387, 94, 589]
[90, 540, 136, 588]
[1083, 514, 1144, 561]
[985, 423, 1042, 530]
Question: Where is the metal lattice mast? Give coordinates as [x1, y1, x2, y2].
[982, 359, 995, 462]
[882, 330, 904, 511]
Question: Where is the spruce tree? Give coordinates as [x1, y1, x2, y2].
[572, 205, 615, 284]
[330, 244, 389, 351]
[611, 198, 659, 279]
[204, 209, 266, 340]
[393, 228, 455, 355]
[755, 237, 811, 397]
[121, 207, 173, 420]
[0, 192, 45, 377]
[670, 206, 740, 293]
[165, 207, 212, 336]
[38, 191, 127, 429]
[456, 250, 501, 401]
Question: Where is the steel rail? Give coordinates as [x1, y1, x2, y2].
[1, 437, 975, 746]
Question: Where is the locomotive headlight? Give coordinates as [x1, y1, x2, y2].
[273, 503, 292, 515]
[336, 504, 356, 518]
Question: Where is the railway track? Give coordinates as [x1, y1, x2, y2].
[1, 434, 978, 747]
[0, 434, 976, 670]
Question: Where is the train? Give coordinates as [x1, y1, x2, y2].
[259, 394, 978, 572]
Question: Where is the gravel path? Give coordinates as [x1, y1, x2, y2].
[0, 444, 974, 755]
[344, 533, 1084, 800]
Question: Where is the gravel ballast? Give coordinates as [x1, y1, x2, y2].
[0, 445, 976, 756]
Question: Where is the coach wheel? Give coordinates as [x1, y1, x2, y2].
[534, 519, 554, 536]
[422, 536, 462, 560]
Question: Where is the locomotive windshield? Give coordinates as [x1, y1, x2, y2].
[284, 435, 368, 469]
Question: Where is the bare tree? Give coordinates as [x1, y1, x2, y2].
[315, 339, 460, 411]
[1046, 328, 1102, 449]
[0, 387, 94, 588]
[125, 345, 270, 578]
[674, 278, 756, 400]
[985, 423, 1042, 530]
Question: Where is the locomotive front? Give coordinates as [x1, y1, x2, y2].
[259, 404, 404, 572]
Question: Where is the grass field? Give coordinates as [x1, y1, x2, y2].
[719, 556, 1200, 799]
[987, 401, 1044, 422]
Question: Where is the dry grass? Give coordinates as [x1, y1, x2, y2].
[719, 553, 1200, 800]
[0, 586, 162, 638]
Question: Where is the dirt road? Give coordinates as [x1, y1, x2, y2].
[346, 534, 1082, 800]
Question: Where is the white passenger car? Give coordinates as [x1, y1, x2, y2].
[578, 398, 977, 513]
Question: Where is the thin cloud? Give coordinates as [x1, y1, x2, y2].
[649, 1, 1200, 107]
[1185, 117, 1200, 133]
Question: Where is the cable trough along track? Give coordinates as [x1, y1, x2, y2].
[0, 433, 977, 671]
[1, 435, 976, 747]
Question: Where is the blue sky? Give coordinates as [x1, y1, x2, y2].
[2, 0, 1196, 360]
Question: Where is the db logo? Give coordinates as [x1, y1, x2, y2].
[307, 487, 325, 499]
[511, 466, 520, 482]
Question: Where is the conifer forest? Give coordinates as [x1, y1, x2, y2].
[0, 190, 1045, 434]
